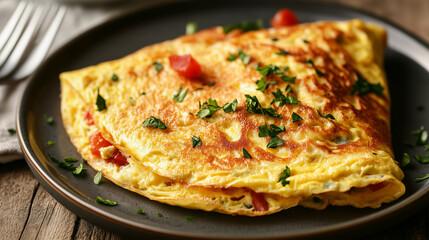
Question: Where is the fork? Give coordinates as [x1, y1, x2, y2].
[0, 1, 66, 82]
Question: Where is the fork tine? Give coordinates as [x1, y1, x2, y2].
[13, 5, 66, 80]
[0, 1, 27, 53]
[0, 2, 34, 68]
[0, 4, 46, 78]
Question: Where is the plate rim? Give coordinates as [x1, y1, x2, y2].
[16, 0, 429, 239]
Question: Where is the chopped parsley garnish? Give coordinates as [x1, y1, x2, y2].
[141, 92, 146, 96]
[47, 141, 55, 145]
[425, 145, 429, 151]
[323, 93, 331, 96]
[137, 208, 145, 214]
[64, 157, 78, 162]
[256, 78, 274, 93]
[94, 170, 102, 185]
[412, 126, 428, 145]
[292, 112, 303, 123]
[258, 124, 285, 138]
[83, 159, 87, 164]
[227, 53, 237, 61]
[47, 154, 73, 169]
[129, 97, 135, 105]
[206, 81, 216, 87]
[72, 163, 86, 175]
[317, 110, 335, 120]
[271, 37, 279, 41]
[158, 213, 163, 217]
[143, 116, 167, 129]
[303, 39, 310, 44]
[350, 73, 383, 96]
[305, 59, 315, 66]
[186, 21, 198, 34]
[400, 153, 411, 168]
[111, 74, 118, 82]
[258, 124, 285, 149]
[45, 116, 54, 125]
[192, 135, 202, 148]
[285, 85, 292, 94]
[96, 196, 118, 206]
[413, 154, 429, 164]
[7, 128, 16, 134]
[238, 50, 251, 66]
[243, 148, 252, 159]
[315, 69, 325, 77]
[245, 95, 282, 118]
[415, 174, 429, 182]
[193, 88, 203, 91]
[278, 166, 291, 186]
[271, 88, 300, 106]
[186, 216, 195, 222]
[197, 98, 222, 118]
[281, 75, 295, 83]
[223, 19, 263, 34]
[96, 89, 107, 111]
[256, 64, 284, 77]
[152, 61, 163, 73]
[276, 50, 288, 55]
[173, 87, 188, 102]
[223, 99, 238, 113]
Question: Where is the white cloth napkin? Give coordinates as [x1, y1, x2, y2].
[0, 0, 146, 163]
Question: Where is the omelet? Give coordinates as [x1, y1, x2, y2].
[60, 19, 405, 216]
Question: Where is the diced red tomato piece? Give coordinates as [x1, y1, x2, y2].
[368, 182, 388, 192]
[89, 131, 113, 158]
[169, 54, 201, 79]
[84, 110, 94, 125]
[271, 9, 299, 28]
[109, 151, 128, 167]
[250, 190, 269, 212]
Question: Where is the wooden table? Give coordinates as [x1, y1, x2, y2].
[1, 0, 428, 239]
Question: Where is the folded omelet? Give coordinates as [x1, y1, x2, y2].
[61, 19, 405, 216]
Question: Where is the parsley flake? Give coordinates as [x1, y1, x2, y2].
[152, 61, 163, 73]
[64, 157, 78, 162]
[267, 136, 284, 148]
[413, 154, 429, 164]
[243, 148, 252, 159]
[94, 170, 102, 185]
[412, 126, 428, 145]
[186, 21, 198, 34]
[271, 88, 300, 106]
[196, 98, 222, 118]
[143, 116, 167, 129]
[350, 73, 383, 96]
[303, 39, 310, 44]
[72, 163, 86, 175]
[47, 141, 55, 145]
[223, 19, 263, 34]
[400, 153, 411, 168]
[424, 145, 429, 151]
[238, 49, 251, 66]
[186, 216, 195, 222]
[47, 154, 73, 169]
[245, 95, 282, 118]
[278, 166, 291, 186]
[129, 97, 135, 105]
[173, 87, 188, 102]
[227, 53, 237, 61]
[45, 116, 54, 125]
[256, 77, 274, 93]
[141, 92, 146, 96]
[96, 89, 107, 111]
[158, 213, 163, 217]
[192, 135, 202, 148]
[223, 99, 238, 113]
[271, 37, 279, 41]
[317, 110, 335, 120]
[281, 75, 295, 83]
[315, 69, 325, 77]
[7, 128, 16, 135]
[292, 112, 303, 123]
[96, 196, 118, 206]
[415, 174, 429, 182]
[258, 124, 285, 138]
[276, 50, 288, 55]
[137, 208, 145, 214]
[256, 64, 283, 77]
[111, 74, 118, 82]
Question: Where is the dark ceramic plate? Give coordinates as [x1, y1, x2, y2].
[17, 0, 429, 239]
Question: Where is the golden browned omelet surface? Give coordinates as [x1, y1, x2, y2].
[61, 19, 405, 216]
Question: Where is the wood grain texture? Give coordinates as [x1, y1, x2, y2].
[0, 0, 428, 239]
